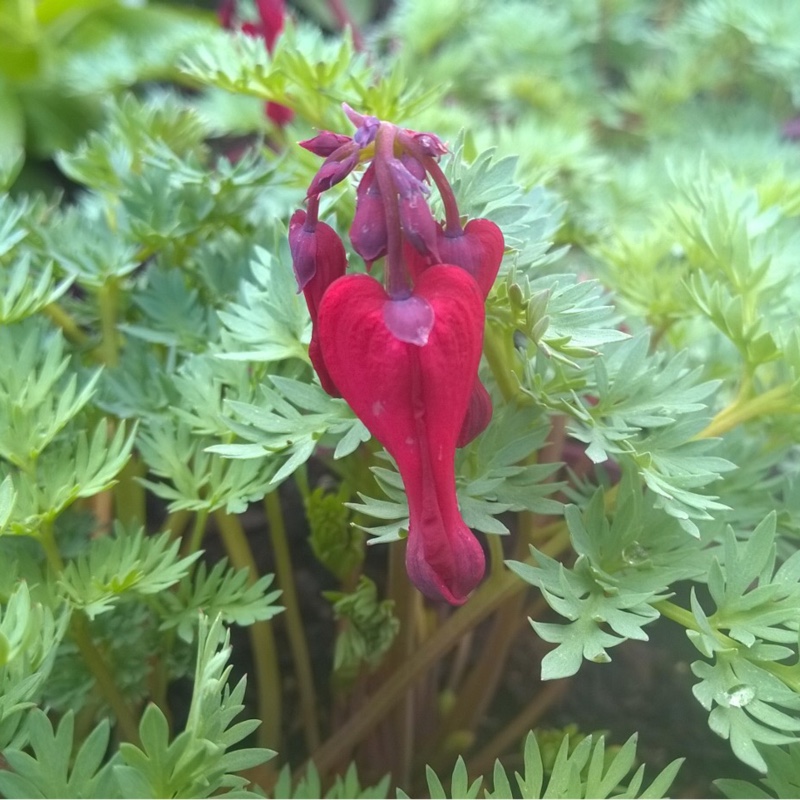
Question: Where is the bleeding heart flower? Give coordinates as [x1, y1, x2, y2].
[407, 218, 504, 298]
[317, 265, 486, 604]
[289, 209, 347, 395]
[403, 218, 504, 445]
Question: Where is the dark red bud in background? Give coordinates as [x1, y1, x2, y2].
[255, 0, 284, 50]
[267, 101, 294, 126]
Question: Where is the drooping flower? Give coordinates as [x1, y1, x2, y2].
[289, 107, 506, 604]
[317, 267, 486, 604]
[404, 219, 504, 445]
[289, 207, 347, 396]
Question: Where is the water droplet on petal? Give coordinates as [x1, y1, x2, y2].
[383, 295, 435, 345]
[723, 684, 755, 708]
[622, 542, 649, 566]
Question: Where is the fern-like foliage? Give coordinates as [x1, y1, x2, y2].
[114, 615, 273, 798]
[58, 526, 202, 619]
[399, 731, 682, 799]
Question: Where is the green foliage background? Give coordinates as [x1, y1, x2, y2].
[1, 0, 800, 797]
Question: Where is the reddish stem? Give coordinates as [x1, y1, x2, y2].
[326, 0, 365, 51]
[422, 155, 463, 237]
[373, 124, 411, 299]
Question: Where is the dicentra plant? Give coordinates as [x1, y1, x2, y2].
[1, 0, 799, 797]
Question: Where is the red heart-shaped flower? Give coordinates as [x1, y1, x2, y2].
[317, 265, 486, 604]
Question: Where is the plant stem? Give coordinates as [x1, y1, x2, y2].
[39, 521, 141, 743]
[214, 509, 283, 753]
[44, 303, 89, 346]
[185, 509, 209, 556]
[698, 384, 792, 438]
[307, 527, 571, 777]
[484, 324, 520, 403]
[654, 599, 800, 693]
[467, 678, 571, 777]
[98, 278, 120, 367]
[115, 454, 146, 528]
[264, 490, 320, 751]
[161, 509, 192, 540]
[326, 0, 364, 50]
[487, 532, 506, 578]
[71, 614, 142, 744]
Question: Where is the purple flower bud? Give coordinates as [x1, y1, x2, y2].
[399, 192, 440, 258]
[414, 132, 448, 157]
[384, 159, 438, 257]
[299, 131, 354, 157]
[387, 158, 430, 198]
[289, 209, 317, 290]
[341, 103, 381, 147]
[399, 129, 448, 158]
[306, 150, 359, 196]
[342, 103, 368, 128]
[354, 116, 380, 147]
[400, 152, 427, 182]
[350, 164, 388, 266]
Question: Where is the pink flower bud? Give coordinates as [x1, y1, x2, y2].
[350, 164, 388, 266]
[307, 150, 359, 197]
[299, 131, 354, 157]
[408, 218, 504, 299]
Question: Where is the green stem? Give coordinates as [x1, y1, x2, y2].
[483, 324, 520, 403]
[468, 678, 571, 777]
[698, 384, 793, 438]
[161, 509, 192, 540]
[264, 491, 320, 751]
[214, 509, 282, 752]
[306, 527, 572, 778]
[98, 279, 120, 367]
[40, 521, 141, 743]
[114, 455, 146, 528]
[487, 532, 506, 578]
[44, 303, 89, 347]
[654, 600, 800, 693]
[185, 509, 209, 556]
[71, 615, 142, 744]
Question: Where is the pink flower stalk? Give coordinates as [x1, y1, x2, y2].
[218, 0, 293, 126]
[289, 106, 507, 604]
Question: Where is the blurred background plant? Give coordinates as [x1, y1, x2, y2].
[1, 0, 800, 798]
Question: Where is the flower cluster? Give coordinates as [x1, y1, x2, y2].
[289, 106, 504, 605]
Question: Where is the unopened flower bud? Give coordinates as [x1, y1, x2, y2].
[300, 131, 354, 157]
[307, 150, 360, 197]
[350, 164, 388, 266]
